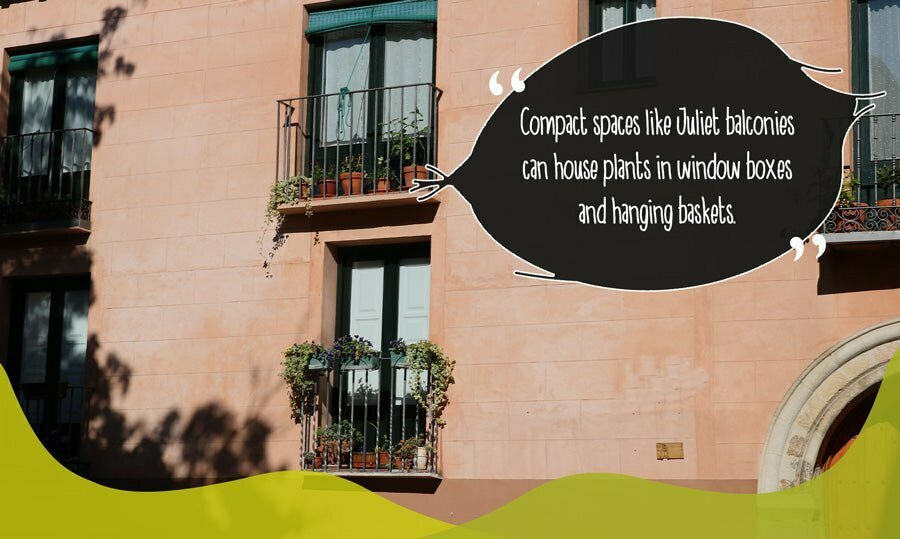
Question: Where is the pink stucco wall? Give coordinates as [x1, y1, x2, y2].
[0, 0, 897, 496]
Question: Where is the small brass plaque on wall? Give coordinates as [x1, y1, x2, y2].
[656, 442, 684, 460]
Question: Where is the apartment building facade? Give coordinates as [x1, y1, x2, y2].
[0, 0, 898, 522]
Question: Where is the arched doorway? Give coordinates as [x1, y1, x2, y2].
[815, 382, 879, 473]
[758, 319, 900, 493]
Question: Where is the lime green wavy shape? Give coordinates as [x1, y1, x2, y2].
[2, 350, 899, 538]
[0, 365, 450, 538]
[435, 348, 900, 538]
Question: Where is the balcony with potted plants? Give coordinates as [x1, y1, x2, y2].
[822, 114, 900, 244]
[280, 336, 453, 480]
[273, 83, 442, 216]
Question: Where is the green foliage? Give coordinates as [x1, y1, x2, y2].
[394, 436, 420, 467]
[383, 109, 429, 166]
[280, 341, 326, 423]
[330, 335, 376, 366]
[316, 420, 359, 452]
[839, 170, 859, 206]
[339, 154, 364, 174]
[404, 340, 455, 428]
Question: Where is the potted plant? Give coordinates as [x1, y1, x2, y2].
[876, 164, 900, 207]
[373, 156, 393, 194]
[313, 165, 337, 198]
[375, 434, 391, 468]
[388, 338, 407, 367]
[302, 451, 316, 469]
[316, 420, 358, 467]
[385, 109, 430, 189]
[332, 335, 378, 370]
[339, 155, 364, 196]
[405, 340, 455, 471]
[394, 436, 419, 471]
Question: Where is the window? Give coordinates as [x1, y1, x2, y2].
[8, 277, 90, 459]
[852, 0, 900, 204]
[589, 0, 656, 34]
[336, 243, 430, 450]
[2, 43, 97, 220]
[310, 21, 436, 143]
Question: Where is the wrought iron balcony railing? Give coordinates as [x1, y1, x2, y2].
[276, 83, 441, 203]
[298, 353, 439, 475]
[0, 128, 93, 233]
[19, 383, 91, 466]
[824, 113, 899, 234]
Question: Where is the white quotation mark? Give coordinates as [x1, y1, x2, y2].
[790, 233, 827, 261]
[489, 69, 527, 96]
[489, 71, 503, 96]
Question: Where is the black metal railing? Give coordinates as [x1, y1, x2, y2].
[298, 353, 439, 475]
[0, 128, 93, 232]
[824, 113, 900, 234]
[18, 383, 91, 464]
[276, 83, 441, 201]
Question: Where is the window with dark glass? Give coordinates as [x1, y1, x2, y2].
[8, 277, 90, 460]
[589, 0, 656, 34]
[852, 0, 900, 205]
[2, 43, 97, 228]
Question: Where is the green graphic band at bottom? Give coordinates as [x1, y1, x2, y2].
[2, 351, 899, 538]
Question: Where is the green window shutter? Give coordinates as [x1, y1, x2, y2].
[8, 44, 98, 73]
[307, 0, 437, 35]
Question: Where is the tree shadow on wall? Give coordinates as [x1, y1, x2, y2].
[83, 336, 285, 491]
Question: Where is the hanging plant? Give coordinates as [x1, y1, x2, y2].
[404, 340, 455, 427]
[280, 341, 326, 423]
[331, 335, 377, 367]
[261, 175, 313, 275]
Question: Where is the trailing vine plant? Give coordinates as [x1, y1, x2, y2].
[280, 341, 326, 423]
[403, 339, 455, 428]
[260, 175, 313, 276]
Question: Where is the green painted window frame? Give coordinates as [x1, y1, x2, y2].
[335, 242, 430, 451]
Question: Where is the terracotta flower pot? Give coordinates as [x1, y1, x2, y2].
[317, 179, 337, 198]
[351, 452, 378, 468]
[377, 451, 390, 468]
[313, 456, 323, 468]
[339, 172, 363, 195]
[374, 177, 391, 193]
[402, 165, 428, 189]
[876, 197, 898, 207]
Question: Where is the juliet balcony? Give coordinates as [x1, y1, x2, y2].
[0, 128, 93, 235]
[274, 83, 441, 214]
[823, 113, 900, 243]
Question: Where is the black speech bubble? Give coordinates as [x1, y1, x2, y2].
[415, 18, 871, 291]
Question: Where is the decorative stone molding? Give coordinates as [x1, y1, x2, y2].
[757, 318, 900, 493]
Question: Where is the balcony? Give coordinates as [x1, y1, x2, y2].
[0, 128, 93, 236]
[298, 352, 440, 478]
[823, 113, 900, 244]
[275, 83, 441, 215]
[19, 382, 91, 472]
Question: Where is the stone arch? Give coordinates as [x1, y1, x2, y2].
[757, 318, 900, 493]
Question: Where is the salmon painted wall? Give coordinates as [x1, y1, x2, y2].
[0, 0, 897, 491]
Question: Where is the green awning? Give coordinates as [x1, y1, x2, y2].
[307, 0, 436, 35]
[8, 44, 98, 73]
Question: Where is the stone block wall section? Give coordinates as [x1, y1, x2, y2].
[0, 0, 897, 491]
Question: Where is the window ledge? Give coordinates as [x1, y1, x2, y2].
[278, 190, 436, 215]
[822, 230, 900, 245]
[0, 220, 91, 238]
